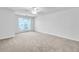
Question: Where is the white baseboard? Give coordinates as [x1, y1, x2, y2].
[0, 34, 15, 40]
[47, 33, 79, 41]
[36, 31, 79, 41]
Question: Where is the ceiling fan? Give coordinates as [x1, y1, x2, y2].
[30, 7, 41, 14]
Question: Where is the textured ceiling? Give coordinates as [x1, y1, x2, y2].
[9, 7, 73, 16]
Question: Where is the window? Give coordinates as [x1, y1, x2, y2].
[18, 17, 31, 32]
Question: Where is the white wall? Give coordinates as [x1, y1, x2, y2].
[35, 8, 79, 41]
[0, 8, 17, 39]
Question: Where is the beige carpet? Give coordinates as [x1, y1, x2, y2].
[0, 32, 79, 52]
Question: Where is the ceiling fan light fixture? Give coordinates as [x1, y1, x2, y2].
[31, 7, 40, 14]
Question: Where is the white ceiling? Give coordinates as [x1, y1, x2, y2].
[9, 7, 73, 16]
